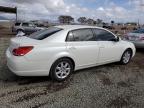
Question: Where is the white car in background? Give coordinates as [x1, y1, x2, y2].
[6, 25, 136, 81]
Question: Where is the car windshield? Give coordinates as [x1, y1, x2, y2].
[132, 29, 144, 33]
[29, 27, 63, 40]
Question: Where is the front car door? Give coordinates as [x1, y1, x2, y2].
[92, 28, 122, 64]
[66, 28, 99, 69]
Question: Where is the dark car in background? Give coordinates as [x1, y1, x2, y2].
[103, 25, 115, 30]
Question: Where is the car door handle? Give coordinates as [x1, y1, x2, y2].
[69, 46, 76, 50]
[100, 46, 105, 48]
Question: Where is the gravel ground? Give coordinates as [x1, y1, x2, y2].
[0, 37, 144, 108]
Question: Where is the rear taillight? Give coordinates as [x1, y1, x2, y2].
[12, 46, 33, 56]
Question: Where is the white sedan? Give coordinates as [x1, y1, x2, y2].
[6, 25, 136, 81]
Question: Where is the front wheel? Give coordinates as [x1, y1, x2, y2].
[120, 49, 132, 65]
[50, 58, 74, 81]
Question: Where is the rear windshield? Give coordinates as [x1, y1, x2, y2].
[29, 27, 63, 40]
[132, 29, 144, 33]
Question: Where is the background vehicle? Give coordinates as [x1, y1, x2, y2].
[6, 25, 136, 81]
[124, 28, 144, 48]
[103, 25, 115, 29]
[12, 22, 44, 35]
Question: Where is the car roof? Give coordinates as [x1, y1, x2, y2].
[55, 25, 105, 31]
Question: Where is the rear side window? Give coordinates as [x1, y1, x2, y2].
[93, 28, 115, 41]
[29, 27, 63, 40]
[67, 29, 95, 41]
[15, 23, 20, 26]
[67, 32, 74, 41]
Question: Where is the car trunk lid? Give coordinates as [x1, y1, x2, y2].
[9, 36, 39, 54]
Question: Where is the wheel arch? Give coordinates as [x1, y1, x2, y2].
[49, 56, 75, 81]
[57, 56, 75, 69]
[127, 48, 133, 55]
[121, 48, 133, 58]
[50, 55, 75, 71]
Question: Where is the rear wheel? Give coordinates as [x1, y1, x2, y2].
[50, 58, 74, 81]
[120, 49, 132, 65]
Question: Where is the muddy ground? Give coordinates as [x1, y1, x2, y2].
[0, 27, 144, 108]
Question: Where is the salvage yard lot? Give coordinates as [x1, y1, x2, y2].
[0, 27, 144, 108]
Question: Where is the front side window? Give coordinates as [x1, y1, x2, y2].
[67, 29, 95, 41]
[93, 28, 115, 41]
[29, 27, 63, 40]
[22, 23, 29, 26]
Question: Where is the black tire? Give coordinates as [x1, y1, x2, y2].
[120, 49, 132, 65]
[50, 58, 74, 82]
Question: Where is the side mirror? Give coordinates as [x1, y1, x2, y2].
[111, 37, 119, 42]
[116, 37, 120, 42]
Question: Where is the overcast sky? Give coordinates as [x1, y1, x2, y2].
[0, 0, 144, 23]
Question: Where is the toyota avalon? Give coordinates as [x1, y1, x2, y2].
[6, 25, 136, 81]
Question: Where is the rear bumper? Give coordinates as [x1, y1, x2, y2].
[6, 48, 50, 76]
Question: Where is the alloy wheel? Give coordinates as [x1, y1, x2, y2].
[55, 61, 71, 79]
[122, 51, 131, 64]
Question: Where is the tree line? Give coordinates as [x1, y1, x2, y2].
[58, 15, 139, 26]
[58, 15, 103, 25]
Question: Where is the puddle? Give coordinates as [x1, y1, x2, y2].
[117, 81, 133, 88]
[97, 73, 113, 86]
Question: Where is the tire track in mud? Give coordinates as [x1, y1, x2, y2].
[31, 102, 48, 108]
[12, 91, 47, 103]
[0, 77, 73, 105]
[0, 83, 50, 98]
[96, 73, 113, 86]
[0, 86, 33, 98]
[107, 95, 132, 108]
[117, 80, 134, 88]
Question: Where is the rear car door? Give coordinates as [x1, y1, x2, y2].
[92, 28, 122, 64]
[22, 23, 30, 32]
[28, 23, 37, 32]
[66, 28, 99, 68]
